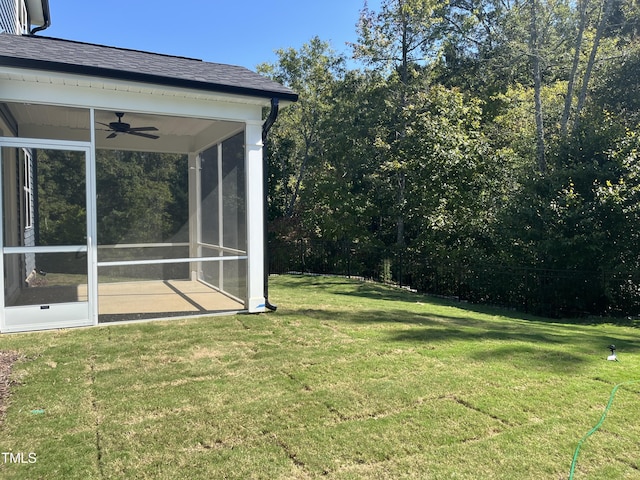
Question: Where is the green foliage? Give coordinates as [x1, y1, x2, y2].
[258, 37, 346, 235]
[379, 257, 393, 283]
[353, 0, 448, 73]
[96, 150, 188, 244]
[35, 149, 188, 248]
[37, 150, 87, 245]
[260, 0, 640, 315]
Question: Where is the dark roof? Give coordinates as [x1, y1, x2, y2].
[0, 34, 298, 102]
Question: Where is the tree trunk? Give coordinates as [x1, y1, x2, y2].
[529, 0, 547, 174]
[396, 172, 406, 246]
[287, 147, 310, 218]
[396, 0, 409, 247]
[560, 0, 589, 137]
[573, 0, 613, 135]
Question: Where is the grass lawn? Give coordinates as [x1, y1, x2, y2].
[1, 274, 640, 479]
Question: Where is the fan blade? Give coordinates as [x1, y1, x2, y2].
[97, 122, 112, 128]
[106, 132, 118, 139]
[127, 131, 159, 140]
[127, 126, 159, 132]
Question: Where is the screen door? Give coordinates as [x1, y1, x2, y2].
[0, 139, 94, 332]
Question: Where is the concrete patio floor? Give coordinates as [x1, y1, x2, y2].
[11, 279, 244, 323]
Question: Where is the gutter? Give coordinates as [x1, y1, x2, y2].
[28, 0, 52, 35]
[261, 98, 280, 312]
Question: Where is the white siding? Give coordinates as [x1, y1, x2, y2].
[0, 0, 28, 34]
[22, 149, 35, 274]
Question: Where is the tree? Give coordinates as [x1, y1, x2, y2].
[560, 0, 590, 137]
[528, 0, 547, 173]
[353, 0, 447, 82]
[304, 69, 392, 242]
[258, 37, 345, 232]
[96, 150, 188, 244]
[572, 0, 617, 135]
[353, 0, 447, 246]
[36, 149, 87, 245]
[399, 85, 507, 261]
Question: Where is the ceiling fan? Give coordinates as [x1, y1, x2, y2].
[98, 112, 159, 139]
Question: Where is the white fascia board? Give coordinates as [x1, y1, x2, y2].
[0, 67, 265, 123]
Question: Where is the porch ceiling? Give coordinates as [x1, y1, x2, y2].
[5, 102, 244, 153]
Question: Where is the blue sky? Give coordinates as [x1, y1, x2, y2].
[43, 1, 381, 70]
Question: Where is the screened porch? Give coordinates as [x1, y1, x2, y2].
[0, 102, 260, 332]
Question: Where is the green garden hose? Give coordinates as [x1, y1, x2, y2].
[568, 380, 640, 479]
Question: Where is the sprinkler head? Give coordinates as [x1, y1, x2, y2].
[608, 344, 616, 354]
[607, 344, 618, 361]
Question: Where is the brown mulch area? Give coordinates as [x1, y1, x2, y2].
[0, 351, 21, 424]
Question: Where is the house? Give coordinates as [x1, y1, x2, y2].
[0, 0, 297, 333]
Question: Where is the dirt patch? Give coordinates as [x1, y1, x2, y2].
[0, 351, 21, 424]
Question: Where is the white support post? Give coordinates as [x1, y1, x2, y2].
[88, 108, 98, 326]
[0, 146, 5, 332]
[217, 143, 224, 290]
[188, 152, 200, 281]
[245, 121, 265, 312]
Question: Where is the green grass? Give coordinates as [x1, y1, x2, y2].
[1, 274, 640, 479]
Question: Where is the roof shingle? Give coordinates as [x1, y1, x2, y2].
[0, 34, 298, 101]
